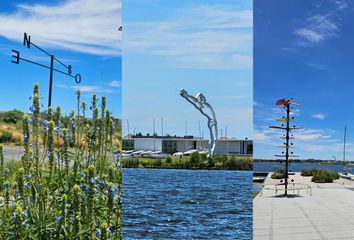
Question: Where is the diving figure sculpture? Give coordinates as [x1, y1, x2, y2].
[180, 89, 218, 157]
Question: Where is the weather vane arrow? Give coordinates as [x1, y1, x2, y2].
[11, 32, 82, 107]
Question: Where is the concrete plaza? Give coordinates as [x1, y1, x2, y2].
[254, 173, 354, 240]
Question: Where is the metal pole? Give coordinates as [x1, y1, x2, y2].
[161, 118, 163, 136]
[185, 120, 188, 136]
[198, 120, 201, 150]
[48, 55, 54, 107]
[343, 126, 347, 163]
[285, 104, 290, 196]
[127, 119, 130, 135]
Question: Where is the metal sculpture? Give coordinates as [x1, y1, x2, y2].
[270, 98, 301, 196]
[180, 89, 218, 157]
[11, 32, 81, 107]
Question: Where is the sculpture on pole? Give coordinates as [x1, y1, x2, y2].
[180, 89, 218, 157]
[270, 98, 301, 196]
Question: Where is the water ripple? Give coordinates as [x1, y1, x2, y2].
[123, 169, 252, 239]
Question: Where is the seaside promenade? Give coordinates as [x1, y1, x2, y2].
[254, 172, 354, 240]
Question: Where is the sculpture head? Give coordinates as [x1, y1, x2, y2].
[196, 93, 206, 103]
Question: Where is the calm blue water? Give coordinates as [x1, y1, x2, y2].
[254, 161, 350, 173]
[123, 169, 252, 239]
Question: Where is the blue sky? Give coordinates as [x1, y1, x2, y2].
[254, 0, 354, 160]
[0, 0, 122, 117]
[123, 0, 252, 139]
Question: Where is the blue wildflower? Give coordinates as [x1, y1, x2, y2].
[108, 229, 112, 235]
[23, 210, 28, 218]
[64, 209, 68, 215]
[24, 135, 29, 142]
[27, 173, 32, 179]
[89, 177, 95, 185]
[56, 216, 63, 222]
[22, 220, 29, 228]
[80, 171, 86, 179]
[30, 195, 35, 203]
[111, 184, 118, 197]
[96, 229, 101, 237]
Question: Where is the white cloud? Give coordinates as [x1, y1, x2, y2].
[0, 0, 121, 56]
[125, 5, 252, 69]
[307, 62, 332, 71]
[294, 15, 339, 46]
[58, 84, 118, 94]
[313, 113, 326, 120]
[295, 28, 324, 43]
[108, 80, 121, 88]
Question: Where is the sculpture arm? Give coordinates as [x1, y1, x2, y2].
[180, 89, 202, 109]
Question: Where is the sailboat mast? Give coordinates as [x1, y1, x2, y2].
[343, 126, 347, 164]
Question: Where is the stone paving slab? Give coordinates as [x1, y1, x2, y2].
[254, 172, 354, 240]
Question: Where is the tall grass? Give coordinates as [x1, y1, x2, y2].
[0, 84, 122, 239]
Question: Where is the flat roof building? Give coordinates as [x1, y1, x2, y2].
[123, 135, 252, 156]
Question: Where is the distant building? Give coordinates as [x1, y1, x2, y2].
[122, 135, 252, 156]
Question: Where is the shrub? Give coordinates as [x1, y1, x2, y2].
[301, 169, 315, 176]
[311, 169, 339, 183]
[165, 156, 172, 163]
[10, 132, 23, 142]
[271, 169, 285, 179]
[190, 151, 200, 164]
[0, 131, 12, 143]
[200, 153, 207, 161]
[207, 157, 215, 168]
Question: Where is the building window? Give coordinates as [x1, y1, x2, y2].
[162, 140, 177, 154]
[247, 142, 253, 154]
[123, 139, 134, 150]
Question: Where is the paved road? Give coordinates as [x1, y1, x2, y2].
[2, 145, 24, 162]
[1, 145, 116, 163]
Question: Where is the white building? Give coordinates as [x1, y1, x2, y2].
[122, 136, 252, 156]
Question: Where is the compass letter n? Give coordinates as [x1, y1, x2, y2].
[23, 32, 31, 48]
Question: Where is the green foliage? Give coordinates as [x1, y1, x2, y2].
[0, 131, 12, 143]
[271, 169, 285, 179]
[165, 156, 172, 163]
[123, 155, 252, 170]
[190, 151, 200, 165]
[225, 155, 252, 170]
[301, 169, 339, 183]
[0, 84, 122, 239]
[0, 109, 24, 124]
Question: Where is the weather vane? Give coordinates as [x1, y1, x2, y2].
[11, 32, 81, 107]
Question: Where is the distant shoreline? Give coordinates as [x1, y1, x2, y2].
[123, 166, 252, 171]
[254, 159, 346, 165]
